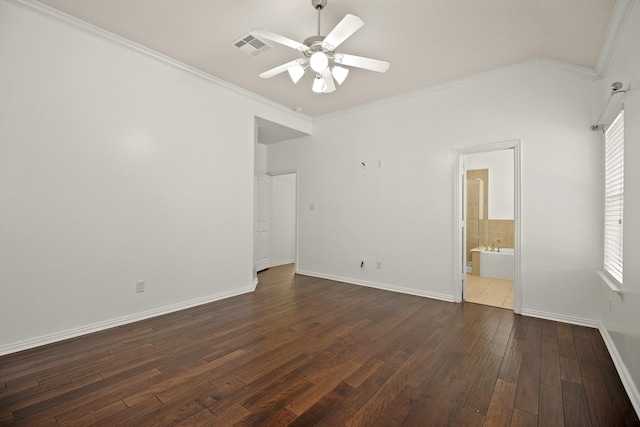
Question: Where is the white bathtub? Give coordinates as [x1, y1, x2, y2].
[480, 248, 514, 280]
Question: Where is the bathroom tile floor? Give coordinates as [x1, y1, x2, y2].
[465, 273, 514, 309]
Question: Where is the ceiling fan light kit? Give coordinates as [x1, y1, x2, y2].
[252, 0, 390, 94]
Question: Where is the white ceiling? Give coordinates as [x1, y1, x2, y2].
[35, 0, 616, 117]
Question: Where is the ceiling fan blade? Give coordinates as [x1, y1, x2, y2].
[321, 69, 336, 93]
[259, 59, 306, 79]
[337, 54, 390, 73]
[251, 29, 309, 52]
[323, 14, 364, 50]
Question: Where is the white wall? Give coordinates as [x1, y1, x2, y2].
[598, 0, 640, 410]
[268, 62, 602, 322]
[270, 174, 296, 266]
[466, 150, 514, 219]
[0, 0, 311, 353]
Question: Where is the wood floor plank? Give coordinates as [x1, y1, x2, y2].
[559, 356, 582, 384]
[514, 353, 540, 415]
[580, 362, 616, 426]
[561, 380, 592, 427]
[595, 356, 640, 426]
[345, 346, 433, 426]
[285, 359, 360, 416]
[60, 400, 128, 427]
[463, 352, 502, 415]
[47, 368, 163, 425]
[556, 323, 573, 341]
[0, 264, 637, 426]
[174, 408, 217, 426]
[365, 384, 422, 427]
[484, 378, 517, 426]
[89, 395, 164, 426]
[511, 408, 537, 427]
[539, 383, 564, 427]
[454, 407, 485, 426]
[540, 339, 562, 388]
[541, 319, 559, 343]
[399, 379, 470, 427]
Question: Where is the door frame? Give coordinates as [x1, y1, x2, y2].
[454, 140, 522, 313]
[255, 173, 271, 274]
[268, 169, 299, 273]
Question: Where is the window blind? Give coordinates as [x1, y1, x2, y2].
[604, 109, 624, 285]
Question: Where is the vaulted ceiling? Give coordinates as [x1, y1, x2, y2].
[36, 0, 617, 117]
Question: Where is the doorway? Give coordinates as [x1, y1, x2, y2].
[253, 117, 308, 282]
[254, 170, 298, 277]
[455, 141, 521, 313]
[268, 172, 297, 269]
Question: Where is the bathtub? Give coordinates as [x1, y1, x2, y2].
[479, 248, 514, 280]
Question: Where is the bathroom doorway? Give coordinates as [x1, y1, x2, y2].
[455, 141, 521, 312]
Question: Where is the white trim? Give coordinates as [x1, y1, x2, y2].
[455, 140, 522, 314]
[270, 260, 296, 268]
[599, 324, 640, 416]
[598, 270, 624, 300]
[314, 58, 599, 122]
[5, 0, 312, 123]
[538, 58, 599, 80]
[0, 283, 257, 357]
[519, 308, 600, 328]
[594, 0, 637, 76]
[296, 270, 455, 303]
[267, 169, 299, 177]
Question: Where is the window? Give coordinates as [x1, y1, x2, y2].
[603, 109, 624, 285]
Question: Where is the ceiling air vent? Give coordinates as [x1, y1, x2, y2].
[231, 34, 272, 57]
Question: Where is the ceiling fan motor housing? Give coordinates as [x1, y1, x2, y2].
[303, 35, 326, 53]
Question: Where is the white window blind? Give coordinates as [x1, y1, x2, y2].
[604, 109, 624, 285]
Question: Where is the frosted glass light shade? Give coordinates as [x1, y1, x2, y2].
[331, 66, 349, 85]
[312, 75, 324, 93]
[310, 52, 329, 73]
[287, 65, 306, 83]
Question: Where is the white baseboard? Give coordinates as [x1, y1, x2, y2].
[296, 269, 455, 302]
[599, 324, 640, 417]
[270, 260, 295, 268]
[0, 283, 257, 357]
[519, 308, 600, 328]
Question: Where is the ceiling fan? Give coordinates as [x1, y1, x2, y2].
[251, 0, 390, 94]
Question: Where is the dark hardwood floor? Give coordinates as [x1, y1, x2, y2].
[1, 264, 638, 426]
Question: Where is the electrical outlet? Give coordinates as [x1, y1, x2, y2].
[136, 281, 145, 293]
[376, 260, 382, 269]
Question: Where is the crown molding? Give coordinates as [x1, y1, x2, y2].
[595, 0, 636, 76]
[4, 0, 312, 122]
[537, 58, 599, 80]
[314, 58, 600, 123]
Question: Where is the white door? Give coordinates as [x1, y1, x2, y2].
[255, 174, 271, 272]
